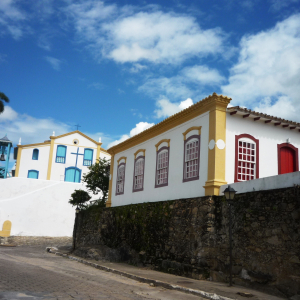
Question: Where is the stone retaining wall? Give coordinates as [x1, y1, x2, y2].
[74, 186, 300, 299]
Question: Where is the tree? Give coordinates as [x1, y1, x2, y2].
[82, 157, 110, 207]
[0, 92, 9, 114]
[69, 189, 91, 209]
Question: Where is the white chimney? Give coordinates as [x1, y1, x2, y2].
[99, 137, 102, 143]
[52, 131, 55, 136]
[18, 138, 21, 145]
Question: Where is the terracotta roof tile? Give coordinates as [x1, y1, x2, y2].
[227, 106, 300, 127]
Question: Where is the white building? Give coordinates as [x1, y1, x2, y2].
[15, 130, 110, 182]
[106, 93, 300, 207]
[0, 131, 111, 237]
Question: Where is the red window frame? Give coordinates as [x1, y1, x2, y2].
[155, 146, 169, 188]
[116, 163, 126, 195]
[277, 143, 299, 174]
[235, 133, 259, 183]
[183, 135, 200, 182]
[132, 156, 145, 192]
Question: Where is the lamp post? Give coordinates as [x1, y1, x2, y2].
[72, 206, 80, 251]
[223, 185, 237, 287]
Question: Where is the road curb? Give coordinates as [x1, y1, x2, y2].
[47, 248, 233, 300]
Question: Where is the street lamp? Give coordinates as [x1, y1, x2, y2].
[223, 185, 237, 287]
[73, 206, 80, 251]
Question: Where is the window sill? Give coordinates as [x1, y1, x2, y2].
[183, 176, 199, 183]
[155, 183, 168, 188]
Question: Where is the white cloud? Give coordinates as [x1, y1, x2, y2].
[32, 0, 54, 20]
[253, 96, 298, 121]
[129, 63, 147, 73]
[181, 65, 225, 85]
[140, 76, 192, 99]
[45, 56, 63, 70]
[269, 0, 299, 11]
[0, 53, 7, 63]
[139, 65, 224, 99]
[108, 121, 155, 148]
[0, 106, 72, 146]
[0, 106, 18, 121]
[88, 82, 104, 90]
[37, 32, 53, 51]
[65, 1, 226, 64]
[154, 97, 193, 118]
[0, 0, 25, 20]
[64, 1, 116, 38]
[221, 14, 300, 121]
[0, 0, 27, 39]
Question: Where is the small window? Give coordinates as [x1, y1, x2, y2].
[28, 170, 39, 179]
[56, 145, 67, 164]
[116, 163, 126, 195]
[83, 149, 93, 166]
[155, 147, 169, 188]
[133, 156, 145, 192]
[183, 135, 200, 182]
[32, 149, 39, 160]
[235, 134, 259, 182]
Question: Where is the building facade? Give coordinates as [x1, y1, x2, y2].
[15, 131, 110, 182]
[107, 93, 300, 207]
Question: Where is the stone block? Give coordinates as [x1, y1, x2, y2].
[292, 211, 299, 220]
[267, 235, 281, 245]
[232, 265, 242, 275]
[210, 270, 227, 283]
[289, 256, 300, 264]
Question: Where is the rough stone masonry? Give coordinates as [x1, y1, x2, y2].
[73, 186, 300, 299]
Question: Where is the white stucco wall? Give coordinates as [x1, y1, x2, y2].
[100, 151, 111, 160]
[50, 133, 98, 181]
[111, 112, 209, 207]
[16, 133, 112, 183]
[0, 177, 91, 236]
[18, 145, 50, 180]
[220, 171, 300, 195]
[225, 114, 300, 184]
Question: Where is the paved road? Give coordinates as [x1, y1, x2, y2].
[0, 245, 205, 300]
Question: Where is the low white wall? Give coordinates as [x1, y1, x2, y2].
[220, 171, 300, 195]
[0, 177, 94, 237]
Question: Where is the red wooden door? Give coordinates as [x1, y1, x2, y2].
[280, 147, 295, 174]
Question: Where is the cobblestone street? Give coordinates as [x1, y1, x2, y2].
[0, 245, 204, 300]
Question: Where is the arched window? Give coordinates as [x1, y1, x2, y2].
[155, 147, 169, 187]
[56, 145, 67, 163]
[235, 134, 259, 182]
[65, 167, 81, 183]
[278, 143, 299, 174]
[133, 156, 145, 192]
[183, 135, 200, 182]
[116, 163, 126, 195]
[83, 148, 93, 166]
[28, 170, 39, 179]
[32, 149, 39, 160]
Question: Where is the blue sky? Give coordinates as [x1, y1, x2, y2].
[0, 0, 300, 155]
